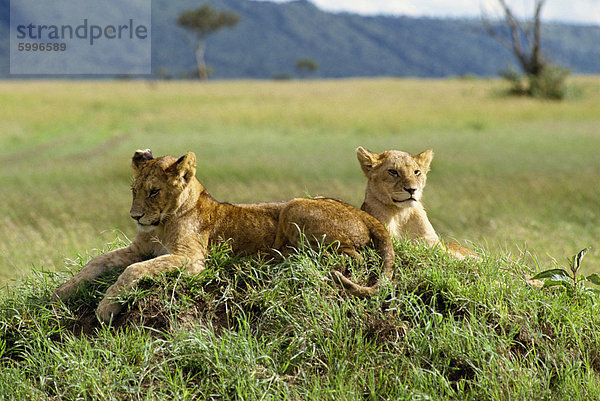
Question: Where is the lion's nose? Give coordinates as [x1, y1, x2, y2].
[131, 213, 144, 222]
[404, 187, 416, 195]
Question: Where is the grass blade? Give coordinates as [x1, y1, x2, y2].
[531, 269, 570, 280]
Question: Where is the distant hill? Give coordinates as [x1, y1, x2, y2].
[1, 0, 599, 79]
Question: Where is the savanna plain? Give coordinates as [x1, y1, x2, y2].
[1, 78, 598, 279]
[0, 78, 599, 400]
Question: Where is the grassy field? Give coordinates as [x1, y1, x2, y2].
[0, 77, 599, 280]
[2, 238, 600, 399]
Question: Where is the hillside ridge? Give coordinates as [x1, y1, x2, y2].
[1, 0, 600, 78]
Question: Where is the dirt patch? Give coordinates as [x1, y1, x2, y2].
[62, 280, 234, 337]
[365, 313, 407, 344]
[447, 356, 477, 385]
[0, 135, 77, 164]
[66, 133, 130, 161]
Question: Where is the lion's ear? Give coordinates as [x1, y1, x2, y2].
[414, 149, 433, 172]
[356, 146, 379, 175]
[170, 151, 197, 183]
[132, 149, 153, 170]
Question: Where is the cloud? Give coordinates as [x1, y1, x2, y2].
[308, 0, 501, 18]
[543, 0, 600, 24]
[266, 0, 600, 25]
[311, 0, 421, 16]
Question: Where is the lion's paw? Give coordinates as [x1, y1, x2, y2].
[54, 280, 78, 301]
[96, 298, 123, 324]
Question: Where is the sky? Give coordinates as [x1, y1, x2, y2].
[268, 0, 600, 25]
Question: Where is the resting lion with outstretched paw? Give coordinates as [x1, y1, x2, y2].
[356, 146, 478, 260]
[55, 149, 394, 323]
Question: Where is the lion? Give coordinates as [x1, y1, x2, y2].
[356, 146, 478, 260]
[55, 149, 395, 323]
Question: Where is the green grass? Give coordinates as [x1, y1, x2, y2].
[0, 77, 599, 280]
[1, 239, 600, 399]
[1, 77, 599, 399]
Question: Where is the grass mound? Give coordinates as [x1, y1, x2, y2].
[1, 240, 600, 400]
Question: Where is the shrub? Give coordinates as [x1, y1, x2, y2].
[529, 64, 571, 100]
[500, 63, 570, 100]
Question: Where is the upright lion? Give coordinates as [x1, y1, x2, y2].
[356, 146, 478, 260]
[56, 150, 394, 323]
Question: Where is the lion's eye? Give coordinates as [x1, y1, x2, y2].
[149, 188, 160, 198]
[414, 170, 421, 176]
[388, 169, 399, 177]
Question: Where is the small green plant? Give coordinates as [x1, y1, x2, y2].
[531, 247, 599, 296]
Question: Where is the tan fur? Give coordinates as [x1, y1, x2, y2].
[55, 150, 394, 323]
[356, 146, 479, 260]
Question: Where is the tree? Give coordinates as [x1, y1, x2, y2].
[295, 58, 319, 78]
[177, 5, 240, 80]
[483, 0, 569, 99]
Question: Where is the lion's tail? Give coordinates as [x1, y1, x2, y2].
[331, 214, 395, 297]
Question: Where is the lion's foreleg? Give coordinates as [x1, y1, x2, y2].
[55, 244, 144, 300]
[95, 254, 203, 323]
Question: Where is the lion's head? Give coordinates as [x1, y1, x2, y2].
[357, 146, 433, 208]
[129, 149, 197, 232]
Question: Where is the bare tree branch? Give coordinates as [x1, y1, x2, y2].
[531, 0, 546, 74]
[482, 0, 548, 77]
[481, 0, 568, 99]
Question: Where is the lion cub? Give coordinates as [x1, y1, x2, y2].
[356, 146, 478, 260]
[56, 150, 394, 323]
